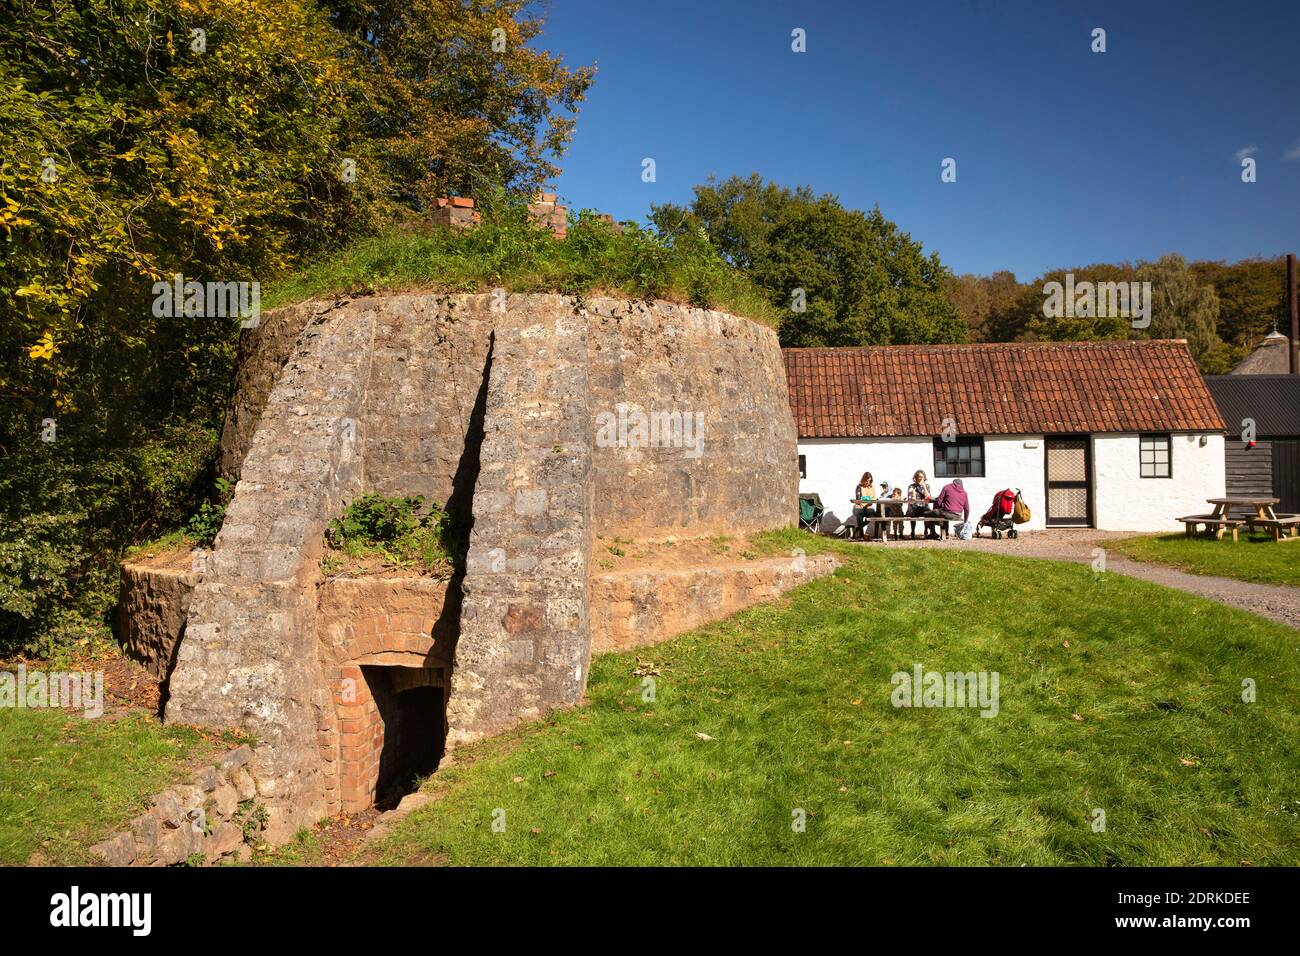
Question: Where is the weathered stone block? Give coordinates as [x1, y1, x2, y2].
[90, 831, 136, 867]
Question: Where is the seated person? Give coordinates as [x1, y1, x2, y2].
[924, 477, 970, 540]
[871, 481, 899, 539]
[851, 471, 876, 538]
[886, 486, 906, 536]
[905, 470, 933, 539]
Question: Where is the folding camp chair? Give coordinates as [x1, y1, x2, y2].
[799, 493, 825, 533]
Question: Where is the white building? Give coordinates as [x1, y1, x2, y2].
[784, 340, 1226, 532]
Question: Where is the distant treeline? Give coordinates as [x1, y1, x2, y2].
[946, 256, 1289, 374]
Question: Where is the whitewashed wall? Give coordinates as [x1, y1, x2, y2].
[1092, 433, 1224, 531]
[798, 435, 1047, 532]
[798, 432, 1225, 532]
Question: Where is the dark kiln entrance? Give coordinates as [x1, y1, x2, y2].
[361, 665, 447, 810]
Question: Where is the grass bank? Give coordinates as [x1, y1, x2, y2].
[0, 708, 229, 865]
[366, 544, 1299, 866]
[1112, 533, 1300, 588]
[265, 203, 780, 327]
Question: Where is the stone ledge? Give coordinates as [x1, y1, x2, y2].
[589, 554, 839, 653]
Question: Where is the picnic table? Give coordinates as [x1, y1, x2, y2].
[850, 497, 935, 541]
[1179, 497, 1300, 542]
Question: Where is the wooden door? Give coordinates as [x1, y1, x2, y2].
[1272, 440, 1300, 514]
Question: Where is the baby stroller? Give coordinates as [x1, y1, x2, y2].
[977, 488, 1021, 539]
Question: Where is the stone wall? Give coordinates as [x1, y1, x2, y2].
[218, 297, 338, 481]
[448, 301, 594, 746]
[90, 745, 265, 866]
[117, 560, 200, 680]
[585, 298, 797, 538]
[155, 291, 801, 846]
[589, 554, 839, 653]
[166, 300, 375, 842]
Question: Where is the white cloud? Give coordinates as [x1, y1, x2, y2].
[1234, 144, 1258, 162]
[1283, 141, 1300, 161]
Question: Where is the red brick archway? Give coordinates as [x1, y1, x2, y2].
[315, 579, 454, 814]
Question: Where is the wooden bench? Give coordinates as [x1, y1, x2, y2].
[856, 515, 950, 541]
[1245, 514, 1300, 542]
[1178, 514, 1244, 541]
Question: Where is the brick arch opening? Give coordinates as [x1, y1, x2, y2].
[319, 588, 457, 814]
[363, 665, 446, 809]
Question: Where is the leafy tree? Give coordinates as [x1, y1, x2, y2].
[0, 0, 592, 654]
[1191, 257, 1287, 365]
[1015, 263, 1137, 343]
[1137, 254, 1228, 372]
[322, 0, 595, 203]
[981, 257, 1234, 372]
[945, 271, 1023, 341]
[652, 175, 964, 347]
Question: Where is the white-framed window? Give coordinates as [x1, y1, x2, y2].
[798, 454, 806, 478]
[1139, 434, 1171, 478]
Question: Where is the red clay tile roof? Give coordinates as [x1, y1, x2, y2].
[783, 340, 1226, 438]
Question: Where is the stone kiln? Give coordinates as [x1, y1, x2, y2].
[144, 292, 817, 844]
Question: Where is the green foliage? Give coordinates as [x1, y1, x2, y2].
[0, 0, 592, 656]
[0, 422, 219, 657]
[185, 477, 234, 546]
[651, 174, 965, 347]
[1192, 256, 1288, 368]
[235, 801, 270, 843]
[267, 196, 780, 325]
[945, 271, 1022, 342]
[1017, 263, 1135, 343]
[969, 256, 1286, 374]
[324, 493, 459, 575]
[327, 493, 432, 547]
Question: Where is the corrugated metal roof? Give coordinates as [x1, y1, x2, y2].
[1205, 375, 1300, 438]
[784, 340, 1226, 438]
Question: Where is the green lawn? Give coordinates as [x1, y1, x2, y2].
[371, 541, 1300, 866]
[0, 709, 223, 865]
[7, 539, 1298, 867]
[1112, 533, 1300, 588]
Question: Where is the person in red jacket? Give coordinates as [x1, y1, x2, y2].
[926, 478, 970, 540]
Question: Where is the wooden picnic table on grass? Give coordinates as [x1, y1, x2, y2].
[849, 497, 933, 541]
[1178, 497, 1300, 542]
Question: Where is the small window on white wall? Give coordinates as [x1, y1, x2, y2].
[798, 454, 806, 478]
[1139, 434, 1171, 478]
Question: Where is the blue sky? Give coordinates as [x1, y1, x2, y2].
[535, 0, 1300, 280]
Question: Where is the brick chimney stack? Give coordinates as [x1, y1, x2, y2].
[528, 193, 567, 238]
[430, 196, 480, 229]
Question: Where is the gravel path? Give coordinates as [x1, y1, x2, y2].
[869, 528, 1300, 630]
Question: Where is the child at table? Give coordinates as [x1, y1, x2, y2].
[886, 485, 906, 537]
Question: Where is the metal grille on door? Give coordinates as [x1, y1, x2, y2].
[1045, 438, 1090, 525]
